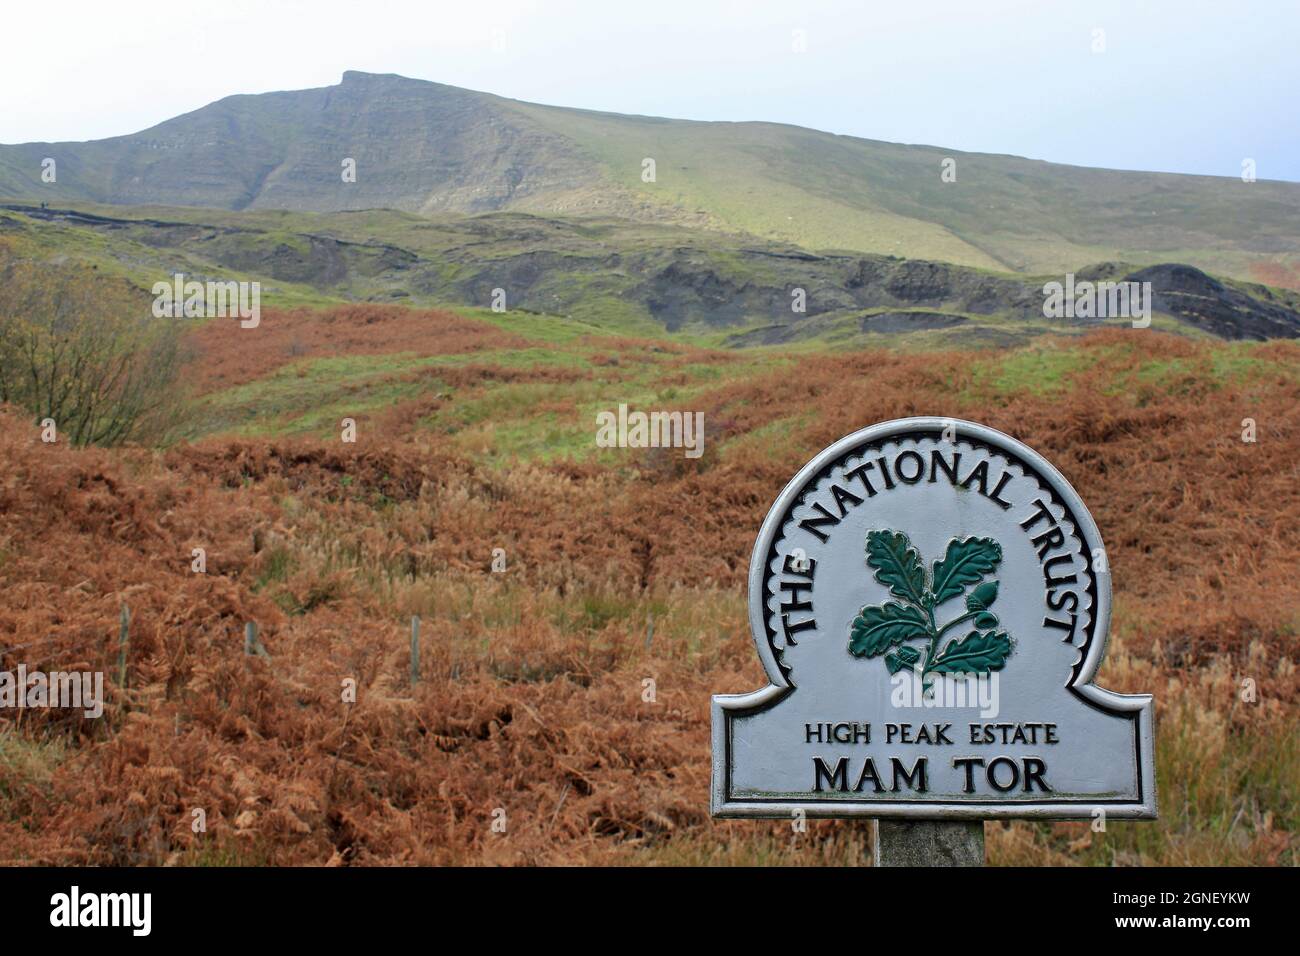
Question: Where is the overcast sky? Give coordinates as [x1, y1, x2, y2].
[2, 0, 1296, 181]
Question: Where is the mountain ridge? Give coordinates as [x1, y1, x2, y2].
[3, 71, 1299, 287]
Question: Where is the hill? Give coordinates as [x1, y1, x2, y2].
[1, 328, 1296, 864]
[5, 202, 1300, 347]
[3, 71, 1299, 285]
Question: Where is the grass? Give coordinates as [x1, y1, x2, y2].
[176, 312, 796, 463]
[963, 341, 1094, 399]
[7, 199, 1298, 365]
[2, 327, 1297, 865]
[0, 725, 64, 802]
[0, 209, 348, 310]
[2, 206, 1298, 866]
[506, 98, 1300, 284]
[460, 306, 622, 343]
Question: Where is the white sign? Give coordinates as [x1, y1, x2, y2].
[712, 418, 1156, 819]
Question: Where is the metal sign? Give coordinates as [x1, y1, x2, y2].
[712, 418, 1156, 819]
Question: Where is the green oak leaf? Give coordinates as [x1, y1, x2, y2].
[850, 602, 930, 658]
[885, 645, 922, 674]
[929, 630, 1012, 674]
[965, 580, 999, 611]
[865, 530, 926, 605]
[931, 537, 1002, 605]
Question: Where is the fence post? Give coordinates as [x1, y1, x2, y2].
[645, 611, 655, 651]
[244, 621, 258, 656]
[117, 602, 130, 688]
[410, 615, 420, 686]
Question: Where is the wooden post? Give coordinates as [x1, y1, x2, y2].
[871, 820, 984, 867]
[117, 602, 130, 689]
[645, 611, 655, 651]
[243, 621, 271, 659]
[410, 615, 420, 686]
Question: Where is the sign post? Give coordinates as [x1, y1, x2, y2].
[711, 418, 1156, 864]
[872, 820, 983, 866]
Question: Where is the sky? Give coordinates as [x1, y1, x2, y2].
[1, 0, 1296, 181]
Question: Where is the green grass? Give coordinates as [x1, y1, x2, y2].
[718, 411, 814, 458]
[965, 342, 1094, 398]
[460, 306, 622, 343]
[253, 546, 294, 591]
[178, 354, 431, 439]
[506, 97, 1300, 281]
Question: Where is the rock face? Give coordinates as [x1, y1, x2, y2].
[0, 72, 606, 214]
[1128, 263, 1300, 340]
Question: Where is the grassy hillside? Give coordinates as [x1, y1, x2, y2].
[1, 313, 1296, 865]
[517, 99, 1300, 278]
[4, 72, 1299, 286]
[5, 202, 1298, 348]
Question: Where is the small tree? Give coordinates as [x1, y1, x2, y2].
[0, 248, 183, 446]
